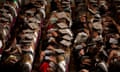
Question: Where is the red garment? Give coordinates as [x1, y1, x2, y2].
[39, 62, 49, 72]
[47, 24, 54, 30]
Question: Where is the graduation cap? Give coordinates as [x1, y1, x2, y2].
[19, 40, 32, 46]
[25, 10, 35, 17]
[57, 22, 68, 29]
[62, 35, 73, 41]
[47, 28, 57, 33]
[61, 1, 70, 7]
[0, 8, 9, 13]
[60, 40, 71, 47]
[22, 29, 34, 34]
[89, 0, 97, 3]
[21, 34, 34, 40]
[88, 8, 100, 15]
[62, 5, 70, 8]
[44, 50, 54, 54]
[94, 14, 101, 19]
[55, 49, 65, 54]
[87, 41, 97, 47]
[27, 23, 39, 30]
[58, 29, 73, 37]
[4, 4, 17, 17]
[109, 38, 118, 44]
[61, 1, 70, 4]
[74, 32, 88, 43]
[2, 13, 13, 22]
[27, 17, 41, 24]
[44, 56, 51, 60]
[92, 22, 102, 30]
[0, 18, 10, 22]
[75, 45, 83, 50]
[44, 50, 55, 56]
[48, 37, 56, 43]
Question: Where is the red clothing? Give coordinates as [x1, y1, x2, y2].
[47, 24, 54, 30]
[39, 62, 49, 72]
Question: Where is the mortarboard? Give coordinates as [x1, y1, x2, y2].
[62, 35, 73, 41]
[75, 45, 83, 50]
[60, 40, 71, 47]
[27, 23, 39, 30]
[57, 22, 68, 29]
[58, 29, 73, 37]
[55, 49, 65, 54]
[22, 29, 34, 34]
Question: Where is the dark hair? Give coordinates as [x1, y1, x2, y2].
[18, 63, 31, 72]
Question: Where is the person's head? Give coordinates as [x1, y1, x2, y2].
[78, 48, 85, 56]
[79, 69, 89, 72]
[57, 3, 63, 12]
[52, 31, 59, 37]
[81, 56, 91, 64]
[79, 13, 87, 22]
[99, 0, 109, 11]
[87, 43, 98, 55]
[19, 62, 32, 72]
[21, 53, 33, 64]
[92, 30, 99, 38]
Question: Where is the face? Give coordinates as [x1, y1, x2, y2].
[52, 31, 58, 37]
[57, 3, 63, 11]
[79, 49, 85, 56]
[99, 0, 108, 10]
[92, 31, 98, 38]
[79, 14, 86, 22]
